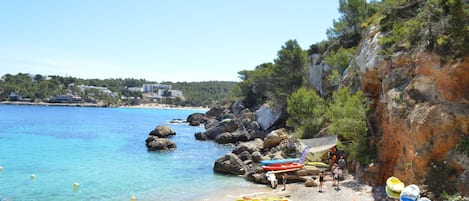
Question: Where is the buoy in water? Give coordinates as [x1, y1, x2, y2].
[73, 182, 79, 190]
[30, 174, 36, 180]
[130, 195, 136, 201]
[0, 166, 3, 172]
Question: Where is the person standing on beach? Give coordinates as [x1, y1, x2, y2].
[265, 172, 278, 189]
[282, 173, 288, 191]
[333, 167, 343, 191]
[318, 171, 325, 193]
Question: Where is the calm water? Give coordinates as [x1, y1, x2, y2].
[0, 105, 246, 201]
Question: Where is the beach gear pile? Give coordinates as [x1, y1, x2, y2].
[385, 176, 431, 201]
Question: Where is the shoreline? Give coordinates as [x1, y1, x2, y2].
[0, 101, 208, 111]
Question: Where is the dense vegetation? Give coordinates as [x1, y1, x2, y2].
[0, 73, 236, 107]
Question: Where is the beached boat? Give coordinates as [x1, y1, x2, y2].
[260, 158, 299, 166]
[262, 162, 304, 171]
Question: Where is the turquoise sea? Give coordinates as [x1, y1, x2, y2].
[0, 105, 247, 201]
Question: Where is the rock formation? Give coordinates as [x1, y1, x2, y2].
[146, 125, 177, 151]
[149, 125, 176, 138]
[339, 25, 469, 196]
[146, 136, 176, 151]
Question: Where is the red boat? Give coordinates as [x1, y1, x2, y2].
[262, 162, 304, 171]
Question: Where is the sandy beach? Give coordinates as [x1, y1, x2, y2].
[195, 174, 376, 201]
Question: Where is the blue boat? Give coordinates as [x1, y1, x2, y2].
[260, 158, 300, 166]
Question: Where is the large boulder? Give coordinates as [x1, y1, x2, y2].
[205, 119, 239, 139]
[187, 113, 208, 126]
[232, 138, 264, 155]
[194, 132, 210, 141]
[214, 132, 233, 144]
[231, 100, 245, 117]
[205, 105, 226, 118]
[255, 105, 282, 131]
[263, 128, 287, 149]
[213, 153, 247, 175]
[146, 136, 176, 150]
[149, 125, 176, 138]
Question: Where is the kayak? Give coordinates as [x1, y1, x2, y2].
[305, 161, 329, 168]
[260, 158, 299, 166]
[262, 162, 304, 171]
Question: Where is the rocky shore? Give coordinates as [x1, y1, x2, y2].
[184, 100, 393, 200]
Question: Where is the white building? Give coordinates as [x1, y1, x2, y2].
[142, 84, 172, 93]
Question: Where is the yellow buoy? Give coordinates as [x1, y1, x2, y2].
[30, 174, 36, 180]
[73, 182, 79, 190]
[130, 195, 136, 201]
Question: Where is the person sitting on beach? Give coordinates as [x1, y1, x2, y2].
[318, 171, 325, 193]
[282, 173, 288, 191]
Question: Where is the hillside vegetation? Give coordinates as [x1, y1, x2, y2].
[230, 0, 468, 199]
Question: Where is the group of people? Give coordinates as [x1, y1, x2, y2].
[265, 146, 348, 193]
[318, 146, 347, 193]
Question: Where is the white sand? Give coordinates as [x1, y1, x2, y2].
[193, 174, 375, 201]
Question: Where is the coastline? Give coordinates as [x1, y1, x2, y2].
[0, 101, 208, 111]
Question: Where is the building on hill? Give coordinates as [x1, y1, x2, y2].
[142, 84, 172, 93]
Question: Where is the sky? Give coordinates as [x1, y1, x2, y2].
[0, 0, 340, 82]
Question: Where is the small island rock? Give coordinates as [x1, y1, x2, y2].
[146, 136, 176, 150]
[149, 125, 176, 138]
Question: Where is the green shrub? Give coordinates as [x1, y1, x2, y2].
[456, 137, 469, 157]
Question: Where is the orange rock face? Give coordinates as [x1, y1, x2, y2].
[360, 53, 469, 196]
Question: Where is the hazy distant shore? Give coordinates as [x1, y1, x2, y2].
[119, 103, 209, 111]
[0, 101, 209, 111]
[0, 101, 104, 107]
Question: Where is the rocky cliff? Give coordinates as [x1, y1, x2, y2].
[338, 26, 469, 197]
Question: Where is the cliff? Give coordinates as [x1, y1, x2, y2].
[341, 25, 469, 197]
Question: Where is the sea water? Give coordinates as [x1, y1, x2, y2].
[0, 105, 246, 201]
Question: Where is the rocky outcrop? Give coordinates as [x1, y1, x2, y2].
[187, 113, 208, 126]
[213, 153, 247, 175]
[146, 125, 177, 151]
[145, 136, 176, 150]
[341, 24, 469, 197]
[263, 129, 288, 149]
[149, 125, 176, 138]
[190, 101, 269, 143]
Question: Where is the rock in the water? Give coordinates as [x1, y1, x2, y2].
[169, 119, 186, 124]
[146, 136, 176, 150]
[149, 125, 176, 138]
[194, 132, 210, 141]
[187, 113, 208, 126]
[205, 119, 239, 139]
[214, 132, 234, 144]
[213, 153, 246, 175]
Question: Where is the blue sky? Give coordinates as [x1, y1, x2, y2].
[0, 0, 340, 82]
